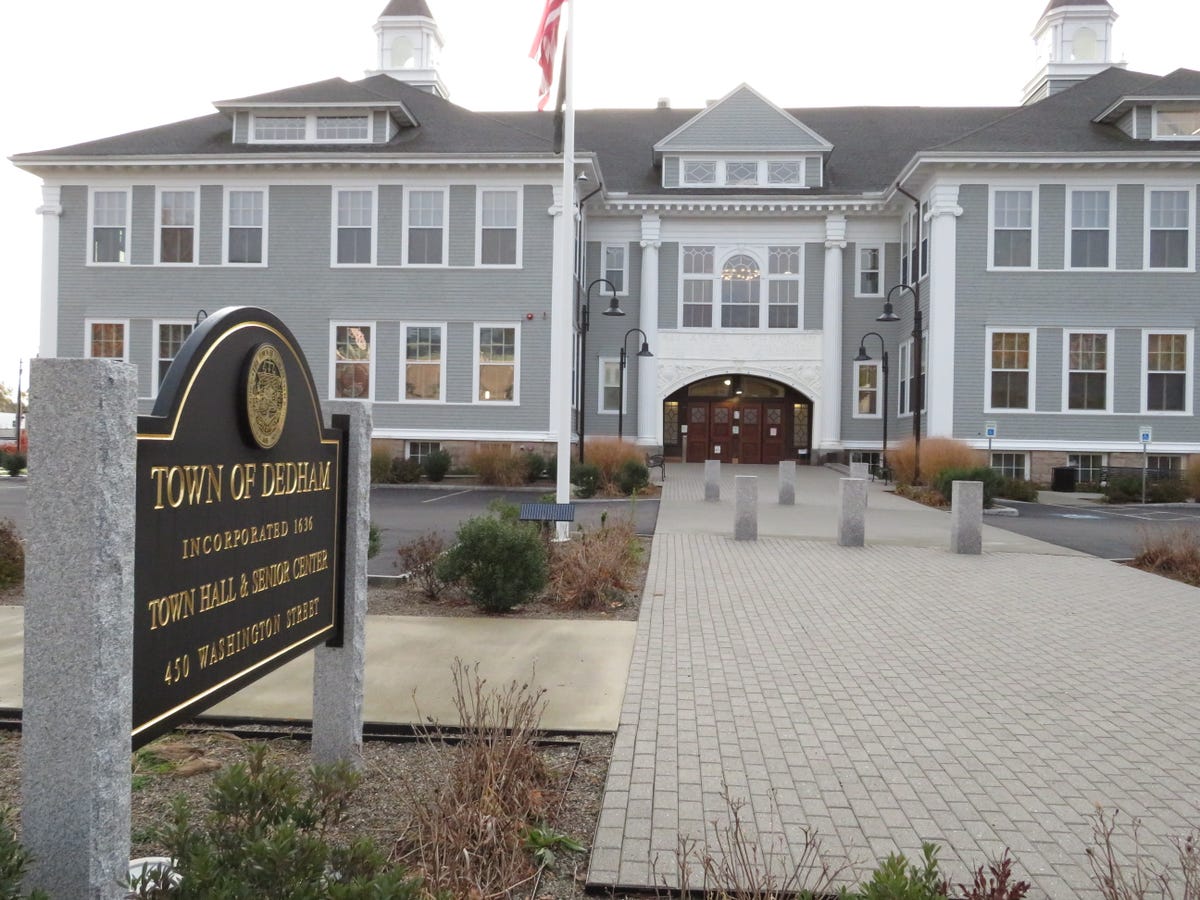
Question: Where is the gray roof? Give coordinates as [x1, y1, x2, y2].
[14, 66, 1200, 197]
[1043, 0, 1112, 13]
[380, 0, 433, 17]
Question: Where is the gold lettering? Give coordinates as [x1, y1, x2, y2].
[147, 588, 196, 630]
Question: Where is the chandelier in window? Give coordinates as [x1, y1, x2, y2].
[721, 254, 760, 282]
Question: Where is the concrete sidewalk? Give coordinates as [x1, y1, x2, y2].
[588, 463, 1200, 898]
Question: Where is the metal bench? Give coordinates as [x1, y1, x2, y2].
[646, 453, 666, 481]
[518, 502, 576, 526]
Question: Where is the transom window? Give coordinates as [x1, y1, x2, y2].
[404, 325, 444, 401]
[407, 190, 445, 265]
[767, 161, 801, 185]
[159, 190, 197, 264]
[1066, 332, 1109, 412]
[477, 326, 518, 402]
[157, 322, 193, 389]
[992, 190, 1034, 268]
[90, 190, 128, 264]
[1145, 331, 1190, 413]
[251, 114, 373, 143]
[479, 190, 519, 265]
[679, 158, 811, 188]
[335, 190, 373, 265]
[227, 190, 265, 264]
[725, 161, 758, 185]
[1070, 190, 1111, 268]
[988, 331, 1032, 410]
[333, 324, 373, 399]
[1154, 107, 1200, 139]
[1148, 190, 1191, 269]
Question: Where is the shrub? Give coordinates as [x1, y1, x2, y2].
[1131, 528, 1200, 587]
[467, 447, 526, 487]
[0, 807, 45, 900]
[959, 849, 1031, 900]
[548, 520, 640, 609]
[390, 457, 422, 484]
[370, 449, 395, 484]
[570, 462, 602, 499]
[131, 745, 426, 899]
[1100, 474, 1186, 504]
[996, 477, 1040, 502]
[3, 455, 24, 478]
[895, 483, 948, 509]
[1102, 475, 1143, 503]
[1185, 464, 1200, 501]
[932, 466, 1003, 509]
[421, 449, 452, 483]
[847, 843, 950, 899]
[519, 451, 546, 483]
[615, 459, 649, 495]
[585, 439, 646, 491]
[367, 522, 381, 560]
[0, 521, 23, 590]
[397, 533, 447, 600]
[1150, 478, 1189, 503]
[436, 515, 547, 612]
[889, 437, 982, 487]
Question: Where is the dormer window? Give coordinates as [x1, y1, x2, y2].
[255, 117, 306, 141]
[1154, 106, 1200, 139]
[678, 157, 816, 188]
[683, 161, 717, 185]
[767, 161, 801, 185]
[250, 113, 372, 144]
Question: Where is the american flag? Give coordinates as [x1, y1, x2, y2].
[530, 0, 566, 111]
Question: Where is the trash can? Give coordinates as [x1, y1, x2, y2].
[1050, 465, 1078, 492]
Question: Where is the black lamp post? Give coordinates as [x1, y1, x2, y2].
[578, 278, 624, 462]
[853, 333, 889, 471]
[877, 282, 923, 483]
[617, 327, 653, 442]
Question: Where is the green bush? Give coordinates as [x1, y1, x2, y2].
[1103, 476, 1189, 503]
[520, 452, 546, 483]
[421, 449, 452, 483]
[0, 807, 46, 900]
[391, 457, 422, 484]
[367, 522, 381, 560]
[436, 515, 547, 612]
[571, 462, 601, 499]
[844, 843, 949, 899]
[996, 477, 1040, 502]
[932, 466, 1003, 509]
[1150, 478, 1189, 503]
[3, 455, 24, 478]
[129, 745, 426, 899]
[615, 459, 649, 495]
[0, 521, 23, 590]
[370, 449, 395, 484]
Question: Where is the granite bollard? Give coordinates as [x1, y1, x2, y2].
[23, 359, 137, 899]
[950, 480, 984, 555]
[838, 477, 867, 547]
[778, 460, 796, 505]
[704, 459, 721, 501]
[734, 475, 758, 540]
[850, 461, 870, 479]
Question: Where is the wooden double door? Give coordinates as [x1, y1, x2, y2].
[684, 401, 788, 464]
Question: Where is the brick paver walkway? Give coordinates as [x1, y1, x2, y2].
[587, 465, 1200, 897]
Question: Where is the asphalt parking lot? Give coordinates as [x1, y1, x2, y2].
[989, 499, 1200, 559]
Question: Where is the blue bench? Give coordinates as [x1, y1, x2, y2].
[518, 502, 576, 525]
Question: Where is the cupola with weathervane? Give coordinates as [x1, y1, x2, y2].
[1023, 0, 1124, 105]
[367, 0, 449, 99]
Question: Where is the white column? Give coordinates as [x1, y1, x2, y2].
[637, 214, 661, 447]
[37, 185, 62, 358]
[926, 184, 962, 437]
[820, 214, 847, 456]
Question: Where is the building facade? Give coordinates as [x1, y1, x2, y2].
[13, 0, 1200, 480]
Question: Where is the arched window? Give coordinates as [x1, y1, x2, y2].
[1070, 27, 1098, 62]
[721, 254, 761, 328]
[391, 36, 416, 68]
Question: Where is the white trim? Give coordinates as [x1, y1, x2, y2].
[328, 320, 377, 401]
[1143, 186, 1196, 271]
[401, 186, 448, 267]
[85, 186, 132, 266]
[989, 451, 1030, 481]
[38, 185, 62, 358]
[1141, 328, 1194, 416]
[851, 359, 881, 419]
[675, 243, 805, 333]
[475, 187, 523, 268]
[222, 186, 269, 267]
[597, 356, 624, 415]
[1065, 186, 1115, 271]
[151, 318, 195, 395]
[83, 318, 130, 363]
[854, 243, 883, 297]
[399, 322, 447, 404]
[984, 327, 1037, 414]
[473, 322, 521, 406]
[1061, 329, 1115, 415]
[969, 438, 1200, 453]
[247, 113, 374, 145]
[154, 186, 200, 266]
[986, 186, 1039, 271]
[330, 186, 378, 267]
[601, 242, 629, 295]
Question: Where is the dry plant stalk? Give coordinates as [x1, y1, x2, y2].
[397, 660, 552, 899]
[585, 438, 648, 491]
[397, 533, 447, 600]
[1087, 807, 1176, 900]
[888, 436, 983, 486]
[548, 519, 639, 610]
[666, 787, 851, 899]
[1132, 527, 1200, 587]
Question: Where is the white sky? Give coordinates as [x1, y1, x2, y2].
[2, 0, 1198, 393]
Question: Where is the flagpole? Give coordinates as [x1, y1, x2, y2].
[552, 0, 576, 541]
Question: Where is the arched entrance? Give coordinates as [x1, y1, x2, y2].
[662, 375, 813, 464]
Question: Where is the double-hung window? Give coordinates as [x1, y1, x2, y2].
[479, 190, 519, 265]
[334, 189, 374, 265]
[158, 189, 197, 264]
[599, 358, 623, 414]
[90, 190, 129, 264]
[766, 246, 801, 328]
[991, 453, 1028, 480]
[332, 324, 374, 399]
[1069, 189, 1112, 268]
[1147, 190, 1192, 269]
[85, 320, 127, 361]
[853, 361, 880, 418]
[857, 245, 882, 296]
[406, 190, 445, 265]
[1064, 331, 1111, 412]
[603, 243, 627, 293]
[992, 189, 1034, 268]
[226, 189, 266, 264]
[897, 339, 925, 415]
[156, 322, 194, 391]
[987, 330, 1033, 411]
[402, 324, 445, 401]
[681, 246, 715, 327]
[1144, 330, 1191, 413]
[476, 325, 519, 403]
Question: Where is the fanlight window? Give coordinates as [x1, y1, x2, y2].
[721, 254, 761, 328]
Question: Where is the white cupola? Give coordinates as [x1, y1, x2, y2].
[1022, 0, 1124, 105]
[367, 0, 449, 99]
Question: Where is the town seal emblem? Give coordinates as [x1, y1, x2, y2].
[246, 343, 288, 449]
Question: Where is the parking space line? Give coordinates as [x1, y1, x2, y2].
[422, 490, 472, 504]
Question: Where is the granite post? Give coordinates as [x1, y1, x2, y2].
[778, 460, 796, 505]
[704, 459, 721, 501]
[23, 359, 137, 900]
[313, 400, 372, 767]
[850, 461, 870, 480]
[734, 476, 758, 541]
[950, 480, 984, 555]
[838, 477, 867, 547]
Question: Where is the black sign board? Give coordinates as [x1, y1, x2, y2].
[133, 307, 345, 748]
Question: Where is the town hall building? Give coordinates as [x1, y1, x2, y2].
[13, 0, 1200, 483]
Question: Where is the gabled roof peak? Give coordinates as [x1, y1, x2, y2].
[380, 0, 434, 17]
